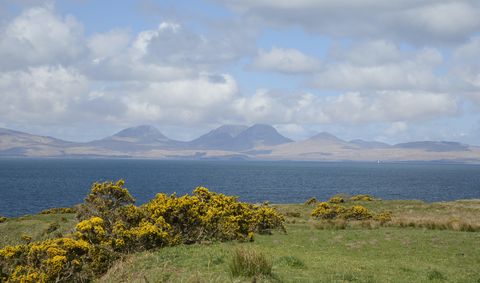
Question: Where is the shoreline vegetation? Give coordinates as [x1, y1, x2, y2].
[1, 181, 479, 282]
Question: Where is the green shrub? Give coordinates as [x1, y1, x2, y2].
[0, 216, 7, 223]
[228, 248, 272, 278]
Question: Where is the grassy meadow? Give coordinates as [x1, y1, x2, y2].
[1, 199, 480, 282]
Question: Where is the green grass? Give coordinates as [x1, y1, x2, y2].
[0, 213, 76, 247]
[2, 200, 480, 282]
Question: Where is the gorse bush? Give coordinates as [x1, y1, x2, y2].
[311, 199, 388, 223]
[0, 180, 285, 282]
[0, 237, 101, 282]
[328, 196, 345, 204]
[342, 205, 373, 220]
[350, 194, 374, 201]
[375, 210, 393, 224]
[40, 207, 76, 215]
[0, 216, 6, 223]
[311, 202, 346, 219]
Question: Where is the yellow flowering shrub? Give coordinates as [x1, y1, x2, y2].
[311, 202, 346, 219]
[350, 194, 374, 201]
[40, 207, 75, 215]
[142, 187, 285, 243]
[76, 179, 135, 223]
[0, 216, 7, 223]
[374, 210, 393, 224]
[1, 181, 286, 282]
[328, 196, 345, 204]
[20, 235, 32, 243]
[342, 205, 373, 220]
[0, 238, 94, 282]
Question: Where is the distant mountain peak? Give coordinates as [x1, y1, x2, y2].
[211, 125, 248, 137]
[114, 125, 165, 139]
[309, 132, 344, 143]
[189, 124, 292, 150]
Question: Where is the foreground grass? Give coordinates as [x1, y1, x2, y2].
[2, 200, 480, 282]
[97, 225, 480, 283]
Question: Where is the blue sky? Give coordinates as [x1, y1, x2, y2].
[0, 0, 479, 144]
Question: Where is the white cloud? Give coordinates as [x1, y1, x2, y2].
[385, 121, 408, 136]
[131, 21, 252, 69]
[232, 90, 459, 125]
[313, 41, 444, 91]
[250, 47, 320, 73]
[0, 66, 88, 123]
[0, 5, 85, 70]
[215, 0, 480, 45]
[88, 29, 131, 60]
[120, 73, 239, 124]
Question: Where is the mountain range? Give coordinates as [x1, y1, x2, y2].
[1, 125, 479, 163]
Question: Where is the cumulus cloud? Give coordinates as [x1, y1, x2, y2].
[312, 41, 445, 91]
[0, 66, 88, 123]
[0, 4, 85, 71]
[232, 90, 459, 125]
[131, 21, 252, 69]
[214, 0, 480, 45]
[120, 73, 239, 125]
[88, 29, 131, 60]
[250, 47, 321, 73]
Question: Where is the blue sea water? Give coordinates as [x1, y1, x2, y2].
[0, 158, 479, 217]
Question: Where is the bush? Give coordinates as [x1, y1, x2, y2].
[0, 237, 99, 282]
[21, 235, 32, 243]
[228, 248, 272, 278]
[1, 180, 286, 282]
[76, 179, 135, 223]
[311, 202, 346, 219]
[350, 194, 374, 201]
[342, 205, 373, 220]
[142, 187, 285, 243]
[304, 197, 318, 206]
[328, 196, 345, 204]
[40, 207, 75, 215]
[0, 216, 7, 223]
[375, 210, 393, 224]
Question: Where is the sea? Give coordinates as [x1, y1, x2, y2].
[0, 158, 479, 217]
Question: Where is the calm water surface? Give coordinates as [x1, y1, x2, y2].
[0, 159, 479, 217]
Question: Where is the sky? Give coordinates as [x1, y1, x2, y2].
[0, 0, 480, 144]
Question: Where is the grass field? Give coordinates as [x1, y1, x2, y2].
[1, 199, 480, 282]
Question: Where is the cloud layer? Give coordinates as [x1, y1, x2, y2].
[0, 2, 479, 143]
